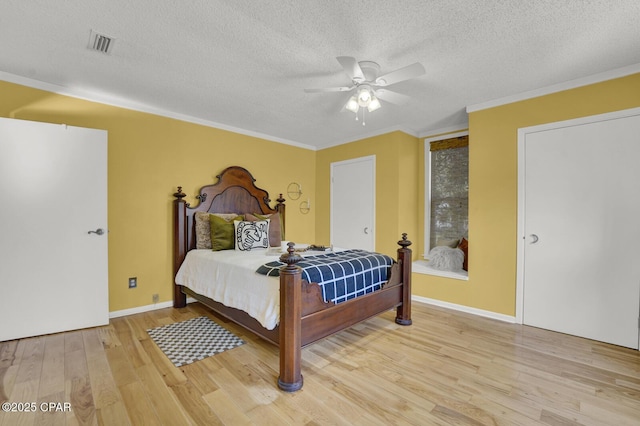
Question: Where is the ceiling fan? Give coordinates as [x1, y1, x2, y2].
[304, 56, 425, 124]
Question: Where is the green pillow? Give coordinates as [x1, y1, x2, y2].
[209, 214, 243, 251]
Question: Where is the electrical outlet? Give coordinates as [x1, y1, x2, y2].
[152, 294, 159, 303]
[128, 277, 137, 288]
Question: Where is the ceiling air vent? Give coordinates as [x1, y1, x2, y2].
[88, 30, 115, 54]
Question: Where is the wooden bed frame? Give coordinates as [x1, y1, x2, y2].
[173, 166, 412, 391]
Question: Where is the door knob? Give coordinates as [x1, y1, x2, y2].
[529, 234, 539, 244]
[88, 228, 105, 235]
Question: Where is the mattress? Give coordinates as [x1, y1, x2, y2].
[175, 248, 281, 330]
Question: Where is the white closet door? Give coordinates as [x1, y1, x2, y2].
[331, 156, 375, 250]
[0, 118, 108, 341]
[521, 111, 640, 349]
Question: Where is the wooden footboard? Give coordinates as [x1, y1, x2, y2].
[277, 234, 412, 392]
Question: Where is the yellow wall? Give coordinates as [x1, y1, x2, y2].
[412, 72, 640, 316]
[0, 80, 316, 312]
[4, 71, 639, 317]
[315, 131, 419, 258]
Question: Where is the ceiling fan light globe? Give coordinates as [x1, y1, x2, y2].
[345, 96, 359, 113]
[367, 96, 381, 112]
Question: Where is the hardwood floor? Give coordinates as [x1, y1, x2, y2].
[1, 301, 639, 425]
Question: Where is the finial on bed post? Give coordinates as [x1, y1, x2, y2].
[398, 233, 412, 249]
[396, 233, 413, 326]
[279, 242, 301, 266]
[173, 186, 188, 308]
[173, 186, 186, 200]
[278, 242, 303, 392]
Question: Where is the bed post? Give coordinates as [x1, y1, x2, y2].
[277, 243, 303, 392]
[275, 193, 286, 239]
[173, 187, 188, 308]
[396, 233, 413, 325]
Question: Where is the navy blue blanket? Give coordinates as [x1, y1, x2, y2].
[256, 249, 394, 304]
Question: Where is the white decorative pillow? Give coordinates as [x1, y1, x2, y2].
[234, 220, 270, 251]
[427, 246, 465, 271]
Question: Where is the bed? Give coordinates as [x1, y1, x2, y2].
[173, 166, 412, 391]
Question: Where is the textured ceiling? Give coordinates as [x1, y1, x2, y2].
[1, 1, 640, 149]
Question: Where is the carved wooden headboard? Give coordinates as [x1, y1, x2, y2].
[173, 166, 285, 274]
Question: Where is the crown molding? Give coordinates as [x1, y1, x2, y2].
[0, 71, 316, 151]
[418, 123, 469, 139]
[466, 63, 640, 113]
[316, 125, 419, 150]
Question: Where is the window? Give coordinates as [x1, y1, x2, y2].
[423, 132, 468, 271]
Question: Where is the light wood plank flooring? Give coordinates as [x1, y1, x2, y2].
[1, 302, 639, 425]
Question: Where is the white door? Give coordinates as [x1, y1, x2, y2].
[331, 156, 375, 250]
[0, 118, 108, 342]
[518, 110, 640, 349]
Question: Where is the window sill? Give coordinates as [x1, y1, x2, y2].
[412, 260, 468, 281]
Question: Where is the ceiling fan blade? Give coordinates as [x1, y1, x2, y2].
[304, 86, 353, 93]
[336, 56, 365, 82]
[375, 62, 425, 86]
[374, 89, 411, 105]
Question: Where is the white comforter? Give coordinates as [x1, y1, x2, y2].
[175, 248, 284, 330]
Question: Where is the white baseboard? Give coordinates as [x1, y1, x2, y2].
[109, 301, 174, 318]
[412, 295, 516, 323]
[109, 297, 199, 319]
[109, 295, 514, 324]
